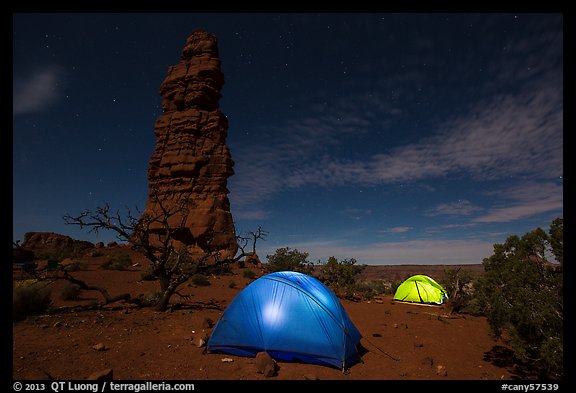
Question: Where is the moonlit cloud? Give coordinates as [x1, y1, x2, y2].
[229, 92, 401, 216]
[344, 207, 372, 220]
[233, 208, 271, 221]
[426, 200, 483, 217]
[13, 68, 61, 115]
[473, 181, 563, 223]
[382, 226, 412, 234]
[271, 238, 494, 265]
[230, 77, 562, 221]
[285, 82, 562, 187]
[228, 161, 282, 208]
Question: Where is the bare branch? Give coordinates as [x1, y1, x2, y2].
[59, 271, 131, 305]
[63, 189, 267, 311]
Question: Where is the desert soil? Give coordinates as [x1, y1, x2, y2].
[12, 246, 515, 381]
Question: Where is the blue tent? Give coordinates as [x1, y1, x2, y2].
[207, 271, 362, 370]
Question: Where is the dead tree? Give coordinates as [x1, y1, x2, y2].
[63, 190, 265, 311]
[60, 270, 132, 305]
[235, 226, 268, 263]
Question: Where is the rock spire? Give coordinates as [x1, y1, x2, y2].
[143, 29, 237, 260]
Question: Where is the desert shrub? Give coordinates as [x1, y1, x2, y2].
[318, 256, 363, 299]
[473, 218, 563, 379]
[242, 269, 256, 279]
[137, 290, 162, 307]
[266, 247, 314, 274]
[13, 282, 52, 321]
[440, 267, 474, 314]
[354, 279, 388, 300]
[87, 250, 105, 258]
[100, 253, 132, 270]
[191, 273, 210, 286]
[210, 262, 233, 275]
[389, 279, 403, 295]
[140, 266, 158, 281]
[60, 284, 82, 300]
[548, 217, 563, 268]
[35, 243, 91, 261]
[228, 280, 237, 289]
[64, 260, 88, 272]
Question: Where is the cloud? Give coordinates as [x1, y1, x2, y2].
[228, 161, 282, 208]
[230, 41, 562, 216]
[423, 181, 563, 227]
[344, 207, 372, 221]
[271, 238, 494, 265]
[473, 181, 563, 223]
[426, 200, 483, 217]
[13, 68, 61, 116]
[424, 223, 479, 235]
[232, 208, 271, 221]
[284, 81, 562, 188]
[382, 226, 412, 234]
[229, 92, 401, 214]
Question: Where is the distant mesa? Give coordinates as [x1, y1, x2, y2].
[142, 29, 237, 260]
[18, 232, 95, 261]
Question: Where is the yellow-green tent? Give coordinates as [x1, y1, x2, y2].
[393, 275, 448, 305]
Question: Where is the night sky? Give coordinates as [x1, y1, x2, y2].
[13, 13, 563, 265]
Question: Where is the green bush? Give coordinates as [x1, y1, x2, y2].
[440, 267, 474, 314]
[210, 262, 232, 275]
[64, 260, 88, 272]
[318, 256, 363, 299]
[140, 266, 158, 281]
[473, 218, 563, 379]
[191, 273, 210, 286]
[60, 284, 82, 301]
[13, 282, 52, 321]
[100, 253, 132, 270]
[266, 247, 314, 274]
[137, 290, 162, 307]
[389, 279, 403, 295]
[354, 279, 388, 299]
[242, 269, 257, 279]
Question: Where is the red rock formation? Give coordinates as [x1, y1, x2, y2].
[21, 232, 94, 259]
[143, 29, 237, 260]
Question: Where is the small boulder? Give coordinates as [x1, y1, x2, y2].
[436, 364, 448, 376]
[195, 338, 206, 348]
[92, 343, 108, 351]
[421, 356, 434, 367]
[88, 368, 113, 381]
[255, 352, 278, 377]
[201, 317, 214, 329]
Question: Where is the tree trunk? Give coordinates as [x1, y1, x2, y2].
[157, 269, 170, 293]
[153, 274, 190, 312]
[154, 288, 174, 312]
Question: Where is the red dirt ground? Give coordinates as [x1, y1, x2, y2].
[13, 246, 515, 381]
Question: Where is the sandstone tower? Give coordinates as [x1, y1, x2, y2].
[142, 29, 237, 260]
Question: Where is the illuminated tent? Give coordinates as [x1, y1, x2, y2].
[393, 274, 448, 305]
[207, 271, 362, 370]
